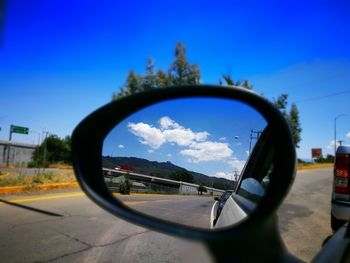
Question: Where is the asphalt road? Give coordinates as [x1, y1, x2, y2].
[278, 168, 333, 262]
[0, 168, 333, 262]
[0, 192, 214, 263]
[118, 195, 214, 229]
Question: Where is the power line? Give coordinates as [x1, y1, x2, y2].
[295, 89, 350, 103]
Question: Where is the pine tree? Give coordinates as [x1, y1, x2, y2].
[142, 57, 156, 91]
[289, 103, 302, 148]
[168, 42, 200, 85]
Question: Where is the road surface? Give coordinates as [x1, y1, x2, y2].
[118, 194, 214, 229]
[0, 168, 333, 262]
[278, 168, 333, 262]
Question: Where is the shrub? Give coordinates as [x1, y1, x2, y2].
[119, 178, 133, 195]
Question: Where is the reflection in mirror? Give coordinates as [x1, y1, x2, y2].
[102, 98, 270, 230]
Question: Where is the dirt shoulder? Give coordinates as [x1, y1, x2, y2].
[297, 163, 333, 171]
[0, 168, 77, 195]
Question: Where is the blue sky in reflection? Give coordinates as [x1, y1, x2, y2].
[103, 98, 267, 179]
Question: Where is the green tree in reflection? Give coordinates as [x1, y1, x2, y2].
[169, 170, 194, 184]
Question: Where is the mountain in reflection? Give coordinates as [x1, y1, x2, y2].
[102, 156, 233, 190]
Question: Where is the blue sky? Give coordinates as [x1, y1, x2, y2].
[1, 1, 350, 168]
[103, 98, 266, 178]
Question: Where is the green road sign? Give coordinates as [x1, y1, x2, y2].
[11, 125, 29, 135]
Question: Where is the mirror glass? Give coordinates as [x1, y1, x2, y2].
[102, 97, 271, 229]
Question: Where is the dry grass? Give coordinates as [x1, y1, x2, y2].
[0, 172, 76, 187]
[0, 165, 16, 169]
[297, 163, 333, 170]
[48, 163, 73, 169]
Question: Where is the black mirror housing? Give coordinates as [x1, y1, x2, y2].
[71, 85, 296, 261]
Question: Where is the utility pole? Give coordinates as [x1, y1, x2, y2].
[6, 125, 13, 166]
[30, 130, 41, 145]
[42, 131, 49, 171]
[249, 130, 262, 154]
[334, 114, 347, 160]
[0, 116, 5, 137]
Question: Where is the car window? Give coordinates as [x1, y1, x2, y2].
[220, 191, 233, 201]
[234, 126, 274, 204]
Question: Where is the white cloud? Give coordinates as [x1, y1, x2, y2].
[159, 116, 181, 129]
[180, 141, 233, 163]
[128, 122, 166, 149]
[129, 116, 237, 164]
[347, 132, 350, 139]
[245, 150, 250, 156]
[163, 128, 208, 146]
[227, 157, 246, 172]
[327, 140, 340, 150]
[219, 137, 227, 141]
[148, 149, 154, 153]
[215, 172, 234, 181]
[128, 117, 208, 149]
[118, 144, 125, 149]
[167, 153, 172, 157]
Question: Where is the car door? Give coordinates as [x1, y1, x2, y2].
[214, 125, 273, 228]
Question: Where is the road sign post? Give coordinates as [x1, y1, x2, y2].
[11, 125, 29, 135]
[6, 125, 30, 166]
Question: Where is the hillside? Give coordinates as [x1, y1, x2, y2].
[102, 156, 233, 189]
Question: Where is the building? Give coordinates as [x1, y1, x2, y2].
[0, 140, 37, 167]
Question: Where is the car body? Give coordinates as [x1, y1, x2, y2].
[212, 190, 233, 226]
[212, 123, 272, 229]
[331, 145, 350, 231]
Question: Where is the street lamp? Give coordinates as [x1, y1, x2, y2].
[334, 114, 347, 157]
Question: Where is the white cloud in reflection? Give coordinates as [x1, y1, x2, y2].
[180, 141, 232, 163]
[128, 116, 237, 163]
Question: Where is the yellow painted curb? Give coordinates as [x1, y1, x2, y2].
[0, 182, 79, 194]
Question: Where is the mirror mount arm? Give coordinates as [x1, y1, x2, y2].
[206, 216, 301, 263]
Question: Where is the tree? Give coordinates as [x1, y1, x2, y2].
[289, 103, 302, 148]
[197, 184, 207, 195]
[241, 80, 253, 90]
[29, 135, 71, 167]
[119, 176, 133, 195]
[315, 154, 334, 163]
[113, 70, 142, 100]
[212, 182, 231, 190]
[112, 42, 201, 100]
[273, 95, 302, 148]
[142, 57, 156, 91]
[273, 94, 289, 119]
[220, 74, 252, 90]
[169, 170, 194, 183]
[222, 74, 235, 86]
[168, 42, 200, 85]
[110, 42, 302, 148]
[155, 69, 169, 88]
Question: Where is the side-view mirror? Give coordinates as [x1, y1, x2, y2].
[72, 85, 297, 262]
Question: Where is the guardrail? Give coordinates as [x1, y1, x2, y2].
[103, 168, 225, 195]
